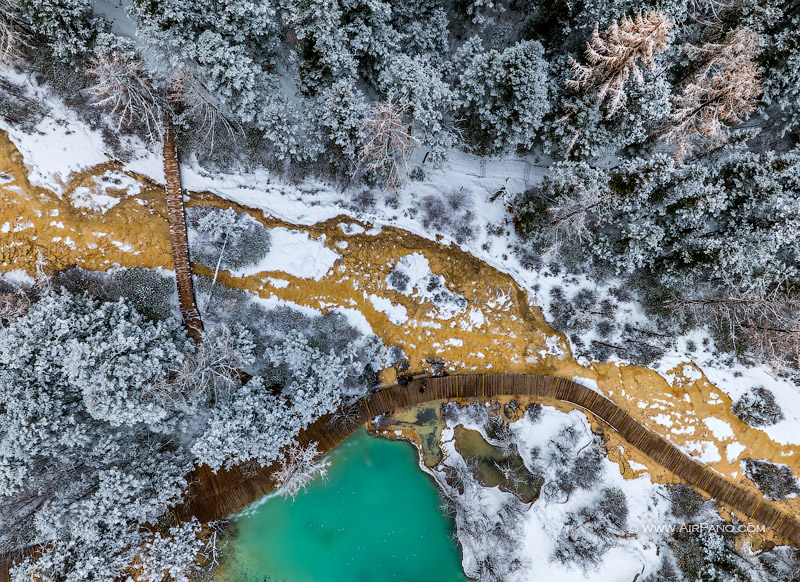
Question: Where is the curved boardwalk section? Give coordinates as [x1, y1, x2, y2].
[176, 374, 800, 544]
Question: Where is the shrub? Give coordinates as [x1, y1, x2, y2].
[672, 524, 752, 582]
[387, 268, 410, 293]
[669, 484, 704, 520]
[743, 459, 800, 501]
[419, 190, 477, 244]
[187, 206, 271, 271]
[732, 387, 784, 427]
[111, 268, 176, 322]
[551, 487, 628, 570]
[525, 403, 543, 423]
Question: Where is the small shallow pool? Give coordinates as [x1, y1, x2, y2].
[219, 427, 468, 582]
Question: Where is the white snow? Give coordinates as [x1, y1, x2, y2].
[0, 71, 108, 196]
[367, 294, 408, 325]
[702, 417, 734, 440]
[388, 253, 431, 291]
[71, 188, 120, 213]
[265, 277, 291, 289]
[726, 442, 746, 463]
[232, 228, 339, 280]
[684, 440, 722, 463]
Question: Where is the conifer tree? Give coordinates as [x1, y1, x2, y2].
[664, 27, 762, 161]
[567, 11, 672, 118]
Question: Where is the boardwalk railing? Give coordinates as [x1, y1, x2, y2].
[175, 374, 800, 543]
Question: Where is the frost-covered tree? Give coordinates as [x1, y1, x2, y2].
[0, 290, 193, 581]
[380, 54, 456, 165]
[458, 39, 550, 154]
[664, 27, 763, 161]
[761, 18, 800, 136]
[0, 0, 22, 66]
[273, 442, 331, 499]
[567, 11, 672, 118]
[514, 161, 614, 249]
[359, 98, 421, 190]
[138, 519, 210, 582]
[309, 77, 369, 168]
[743, 459, 800, 501]
[732, 386, 784, 427]
[87, 34, 164, 142]
[285, 0, 356, 94]
[192, 331, 383, 470]
[592, 150, 800, 286]
[18, 0, 96, 63]
[186, 206, 271, 272]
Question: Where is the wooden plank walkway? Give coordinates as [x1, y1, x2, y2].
[175, 374, 800, 543]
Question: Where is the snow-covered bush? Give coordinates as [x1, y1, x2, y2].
[543, 424, 606, 501]
[743, 459, 800, 501]
[419, 189, 477, 244]
[551, 487, 629, 570]
[732, 386, 784, 427]
[187, 206, 271, 271]
[669, 484, 704, 520]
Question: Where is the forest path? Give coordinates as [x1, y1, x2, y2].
[176, 373, 800, 545]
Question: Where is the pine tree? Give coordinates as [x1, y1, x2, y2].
[459, 39, 551, 154]
[664, 27, 762, 161]
[567, 11, 672, 118]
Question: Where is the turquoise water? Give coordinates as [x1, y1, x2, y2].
[223, 428, 468, 582]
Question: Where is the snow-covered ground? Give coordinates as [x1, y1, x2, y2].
[428, 403, 675, 581]
[4, 70, 800, 447]
[3, 69, 800, 505]
[230, 228, 339, 280]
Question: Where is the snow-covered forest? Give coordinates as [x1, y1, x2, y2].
[0, 267, 382, 580]
[1, 0, 796, 373]
[1, 0, 800, 580]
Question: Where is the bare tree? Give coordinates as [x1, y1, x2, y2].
[359, 98, 421, 192]
[670, 273, 800, 372]
[0, 0, 22, 66]
[146, 326, 246, 408]
[87, 49, 164, 143]
[88, 46, 204, 340]
[0, 289, 30, 324]
[273, 442, 331, 500]
[170, 68, 236, 154]
[663, 27, 762, 161]
[567, 11, 673, 118]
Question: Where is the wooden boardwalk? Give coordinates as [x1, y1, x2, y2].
[176, 374, 800, 543]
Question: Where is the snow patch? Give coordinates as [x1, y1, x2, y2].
[367, 294, 408, 325]
[702, 417, 734, 440]
[232, 228, 339, 280]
